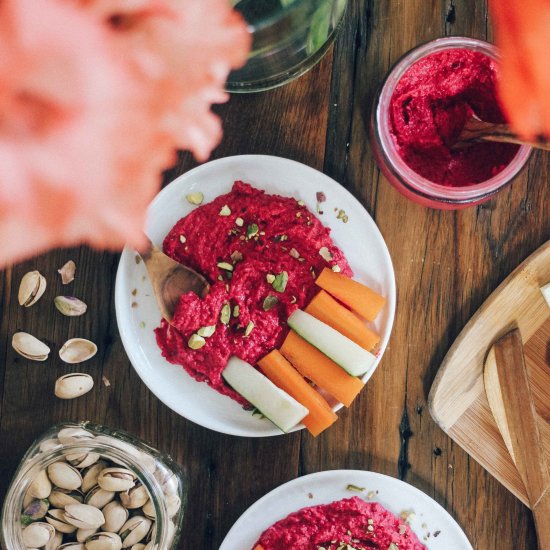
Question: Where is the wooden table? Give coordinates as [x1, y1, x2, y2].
[1, 2, 549, 548]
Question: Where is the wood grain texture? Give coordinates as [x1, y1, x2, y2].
[0, 2, 549, 549]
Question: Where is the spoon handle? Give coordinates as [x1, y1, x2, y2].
[455, 118, 550, 150]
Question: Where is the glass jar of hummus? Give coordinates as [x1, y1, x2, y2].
[1, 422, 185, 549]
[370, 36, 532, 209]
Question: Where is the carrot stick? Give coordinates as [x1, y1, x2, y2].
[253, 546, 264, 550]
[258, 350, 338, 436]
[305, 290, 381, 352]
[315, 268, 386, 322]
[280, 330, 364, 407]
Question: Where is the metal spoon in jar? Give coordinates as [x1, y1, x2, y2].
[140, 236, 210, 323]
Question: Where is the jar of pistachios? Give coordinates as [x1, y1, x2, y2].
[1, 422, 185, 549]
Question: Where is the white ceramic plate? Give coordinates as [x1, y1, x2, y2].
[220, 470, 473, 549]
[115, 155, 396, 436]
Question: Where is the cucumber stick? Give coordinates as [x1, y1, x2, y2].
[288, 309, 376, 377]
[223, 357, 309, 433]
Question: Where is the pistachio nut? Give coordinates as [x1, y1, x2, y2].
[85, 485, 115, 508]
[46, 509, 78, 534]
[45, 530, 63, 550]
[64, 503, 105, 530]
[58, 260, 76, 285]
[67, 452, 100, 469]
[93, 437, 141, 466]
[81, 461, 108, 493]
[57, 427, 94, 445]
[85, 532, 122, 550]
[22, 522, 55, 547]
[76, 527, 99, 543]
[101, 501, 128, 533]
[97, 468, 136, 492]
[58, 339, 97, 364]
[12, 332, 50, 361]
[49, 488, 84, 508]
[39, 438, 62, 453]
[18, 270, 47, 307]
[58, 544, 86, 550]
[47, 462, 82, 490]
[21, 498, 49, 525]
[165, 494, 181, 518]
[141, 499, 155, 521]
[54, 296, 88, 317]
[185, 191, 204, 205]
[118, 516, 152, 548]
[28, 469, 52, 499]
[119, 483, 148, 509]
[130, 545, 146, 550]
[55, 373, 94, 399]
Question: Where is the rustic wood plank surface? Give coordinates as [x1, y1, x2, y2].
[1, 1, 549, 548]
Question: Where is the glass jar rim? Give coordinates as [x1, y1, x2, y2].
[373, 36, 532, 203]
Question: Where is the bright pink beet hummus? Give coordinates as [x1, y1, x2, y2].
[254, 496, 426, 550]
[389, 48, 518, 186]
[155, 181, 351, 404]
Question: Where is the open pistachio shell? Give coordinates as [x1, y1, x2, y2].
[18, 270, 47, 307]
[46, 509, 78, 534]
[54, 296, 88, 317]
[45, 530, 63, 550]
[22, 522, 55, 547]
[12, 332, 50, 361]
[21, 498, 49, 525]
[58, 260, 76, 285]
[28, 469, 52, 499]
[85, 532, 122, 550]
[67, 452, 100, 470]
[81, 461, 108, 493]
[64, 503, 105, 530]
[47, 462, 82, 491]
[119, 483, 148, 509]
[59, 339, 97, 364]
[39, 438, 62, 453]
[102, 501, 128, 533]
[129, 545, 146, 550]
[58, 544, 86, 550]
[55, 374, 94, 400]
[97, 468, 136, 492]
[118, 516, 151, 548]
[85, 485, 115, 508]
[76, 527, 99, 543]
[141, 500, 155, 521]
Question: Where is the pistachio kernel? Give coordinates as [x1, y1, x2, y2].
[188, 334, 206, 350]
[272, 271, 288, 293]
[235, 217, 244, 227]
[197, 325, 216, 338]
[179, 235, 186, 244]
[266, 274, 275, 284]
[232, 305, 240, 317]
[246, 223, 259, 238]
[220, 303, 231, 325]
[219, 204, 231, 216]
[332, 265, 341, 273]
[262, 295, 278, 311]
[186, 192, 204, 205]
[217, 262, 233, 271]
[289, 248, 300, 259]
[319, 247, 333, 262]
[244, 321, 254, 337]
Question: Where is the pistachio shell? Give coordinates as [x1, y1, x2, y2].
[57, 427, 95, 445]
[119, 483, 149, 509]
[118, 516, 151, 548]
[102, 501, 128, 533]
[18, 270, 47, 307]
[59, 339, 97, 364]
[22, 522, 55, 547]
[141, 500, 155, 521]
[64, 503, 105, 530]
[97, 468, 136, 492]
[45, 531, 63, 550]
[58, 260, 76, 285]
[85, 485, 115, 508]
[58, 544, 86, 550]
[81, 461, 108, 493]
[21, 498, 49, 525]
[12, 332, 50, 361]
[46, 508, 78, 534]
[49, 488, 84, 508]
[55, 374, 94, 399]
[85, 532, 122, 550]
[54, 296, 88, 317]
[47, 462, 82, 491]
[39, 438, 62, 453]
[66, 452, 100, 469]
[28, 469, 52, 499]
[76, 527, 99, 543]
[130, 545, 146, 550]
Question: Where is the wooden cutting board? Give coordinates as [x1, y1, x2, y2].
[428, 240, 550, 507]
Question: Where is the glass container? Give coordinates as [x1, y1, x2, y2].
[370, 36, 532, 209]
[1, 422, 185, 549]
[227, 0, 348, 92]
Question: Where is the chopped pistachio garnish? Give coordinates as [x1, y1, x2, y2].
[262, 295, 278, 311]
[217, 275, 224, 281]
[272, 271, 288, 293]
[246, 223, 259, 238]
[316, 203, 324, 215]
[233, 305, 240, 317]
[217, 261, 233, 271]
[297, 199, 305, 206]
[197, 325, 216, 338]
[188, 334, 206, 350]
[346, 484, 365, 493]
[319, 246, 333, 261]
[220, 303, 231, 325]
[290, 296, 297, 304]
[186, 192, 204, 205]
[179, 235, 186, 244]
[296, 212, 302, 218]
[139, 321, 146, 329]
[367, 519, 374, 525]
[332, 264, 341, 273]
[219, 204, 231, 216]
[289, 248, 300, 259]
[343, 215, 349, 223]
[337, 209, 346, 219]
[230, 250, 243, 262]
[235, 217, 244, 227]
[244, 321, 254, 337]
[389, 544, 399, 550]
[367, 525, 374, 532]
[266, 273, 276, 284]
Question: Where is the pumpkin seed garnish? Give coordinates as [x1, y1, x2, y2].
[220, 303, 231, 325]
[197, 325, 216, 338]
[246, 223, 259, 238]
[244, 321, 254, 337]
[217, 262, 233, 271]
[262, 295, 278, 311]
[188, 334, 206, 350]
[272, 271, 288, 293]
[186, 192, 204, 205]
[219, 204, 231, 216]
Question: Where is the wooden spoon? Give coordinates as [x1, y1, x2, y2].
[484, 328, 550, 549]
[140, 236, 210, 323]
[453, 116, 550, 150]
